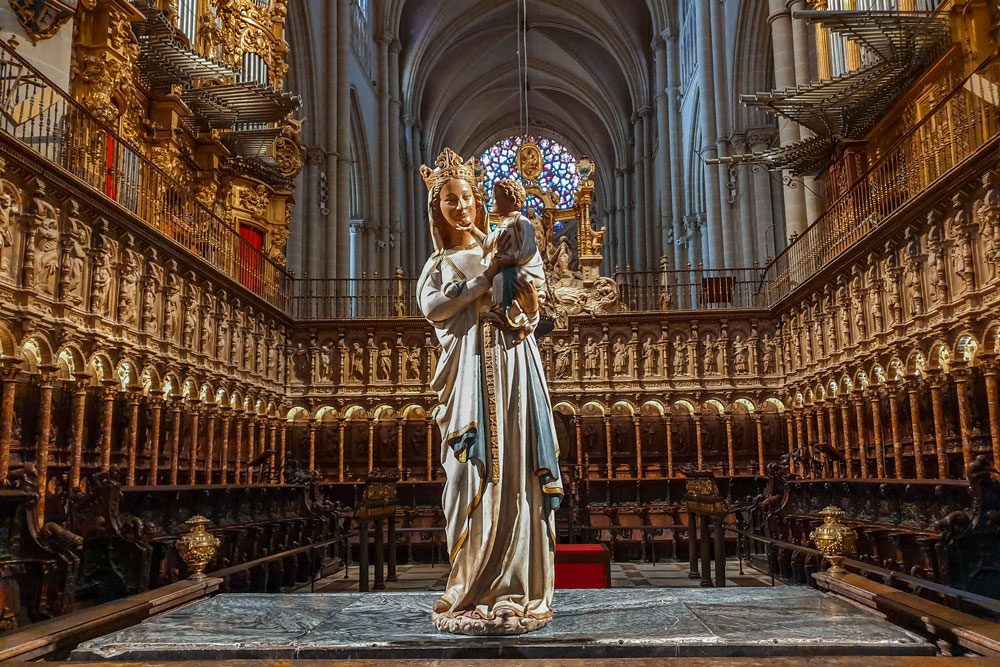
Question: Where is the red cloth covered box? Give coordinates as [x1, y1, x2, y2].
[554, 543, 611, 588]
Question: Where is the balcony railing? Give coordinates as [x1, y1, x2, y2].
[0, 41, 291, 311]
[763, 57, 1000, 305]
[293, 276, 418, 319]
[616, 267, 767, 312]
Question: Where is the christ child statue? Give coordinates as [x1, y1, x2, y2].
[461, 179, 543, 341]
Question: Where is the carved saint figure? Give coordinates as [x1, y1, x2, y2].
[583, 336, 598, 378]
[319, 342, 332, 380]
[703, 334, 718, 375]
[407, 345, 421, 382]
[554, 339, 571, 378]
[90, 249, 112, 314]
[377, 341, 393, 381]
[672, 334, 688, 375]
[732, 334, 748, 375]
[35, 212, 60, 294]
[0, 191, 15, 273]
[641, 337, 657, 376]
[350, 342, 365, 382]
[762, 334, 776, 374]
[292, 342, 309, 383]
[416, 147, 562, 635]
[60, 216, 89, 304]
[118, 253, 140, 326]
[612, 338, 627, 376]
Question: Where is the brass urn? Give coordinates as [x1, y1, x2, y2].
[176, 515, 220, 579]
[810, 506, 856, 574]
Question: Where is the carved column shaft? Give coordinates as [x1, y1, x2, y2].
[233, 413, 244, 483]
[188, 402, 201, 485]
[794, 411, 805, 477]
[34, 371, 55, 522]
[695, 415, 704, 471]
[869, 394, 885, 478]
[928, 378, 949, 479]
[724, 416, 734, 475]
[785, 414, 795, 474]
[148, 392, 163, 485]
[827, 403, 840, 477]
[339, 420, 346, 482]
[665, 416, 675, 477]
[0, 363, 20, 479]
[908, 385, 926, 480]
[574, 417, 582, 466]
[170, 398, 183, 485]
[853, 397, 869, 478]
[246, 417, 256, 483]
[604, 417, 613, 477]
[754, 415, 764, 476]
[268, 420, 277, 484]
[633, 417, 643, 479]
[838, 401, 853, 477]
[367, 420, 374, 473]
[425, 419, 433, 482]
[125, 390, 140, 485]
[69, 374, 88, 489]
[279, 420, 287, 484]
[204, 409, 217, 484]
[309, 422, 317, 472]
[396, 420, 404, 475]
[952, 365, 974, 472]
[218, 410, 231, 485]
[888, 388, 904, 479]
[99, 382, 116, 472]
[982, 358, 1000, 473]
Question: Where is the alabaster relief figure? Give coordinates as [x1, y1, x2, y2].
[417, 148, 562, 635]
[377, 341, 393, 381]
[672, 334, 688, 375]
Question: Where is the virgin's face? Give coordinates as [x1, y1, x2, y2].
[438, 178, 476, 230]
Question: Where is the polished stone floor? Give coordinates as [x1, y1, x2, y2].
[73, 588, 930, 660]
[307, 560, 779, 593]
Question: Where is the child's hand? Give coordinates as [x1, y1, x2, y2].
[485, 253, 516, 281]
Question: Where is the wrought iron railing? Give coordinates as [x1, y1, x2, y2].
[0, 41, 291, 311]
[763, 57, 1000, 305]
[615, 267, 767, 312]
[293, 276, 418, 319]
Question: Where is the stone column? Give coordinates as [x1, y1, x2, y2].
[308, 420, 316, 472]
[695, 415, 705, 470]
[125, 388, 141, 485]
[696, 0, 724, 266]
[981, 354, 1000, 471]
[268, 418, 277, 483]
[279, 420, 287, 483]
[367, 419, 375, 473]
[853, 396, 869, 478]
[339, 419, 346, 482]
[724, 415, 735, 475]
[785, 414, 796, 473]
[99, 381, 117, 472]
[625, 416, 639, 478]
[795, 410, 805, 477]
[749, 131, 777, 260]
[614, 168, 626, 272]
[788, 0, 825, 224]
[246, 416, 256, 483]
[665, 415, 674, 477]
[767, 0, 806, 239]
[827, 401, 840, 477]
[928, 372, 949, 479]
[69, 373, 88, 489]
[632, 115, 646, 270]
[653, 35, 672, 257]
[574, 417, 583, 466]
[907, 381, 926, 480]
[951, 362, 974, 472]
[425, 418, 433, 482]
[233, 411, 244, 483]
[147, 391, 163, 485]
[710, 0, 737, 267]
[887, 385, 904, 479]
[204, 407, 217, 484]
[335, 0, 351, 278]
[0, 361, 20, 481]
[34, 369, 55, 522]
[387, 39, 402, 272]
[666, 31, 686, 270]
[396, 419, 404, 476]
[868, 391, 885, 478]
[754, 414, 765, 476]
[218, 407, 231, 485]
[187, 401, 201, 485]
[839, 399, 854, 477]
[170, 396, 183, 485]
[375, 35, 391, 278]
[604, 416, 614, 478]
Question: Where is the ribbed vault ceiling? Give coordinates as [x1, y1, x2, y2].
[398, 0, 655, 176]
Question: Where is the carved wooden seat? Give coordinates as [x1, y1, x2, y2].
[613, 507, 648, 561]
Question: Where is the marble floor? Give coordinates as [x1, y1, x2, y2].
[304, 560, 780, 593]
[72, 588, 931, 660]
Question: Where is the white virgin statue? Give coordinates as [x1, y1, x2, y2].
[417, 148, 563, 635]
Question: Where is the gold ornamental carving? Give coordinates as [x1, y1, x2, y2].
[10, 0, 91, 43]
[809, 506, 857, 574]
[204, 0, 290, 88]
[517, 140, 543, 183]
[274, 119, 305, 179]
[176, 515, 220, 579]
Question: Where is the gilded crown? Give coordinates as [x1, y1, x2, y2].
[420, 148, 477, 191]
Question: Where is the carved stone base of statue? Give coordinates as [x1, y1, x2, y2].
[431, 609, 552, 635]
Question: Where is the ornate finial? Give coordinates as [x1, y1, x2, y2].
[809, 506, 856, 574]
[176, 515, 220, 579]
[420, 148, 477, 191]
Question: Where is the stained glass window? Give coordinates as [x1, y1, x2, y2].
[479, 136, 581, 217]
